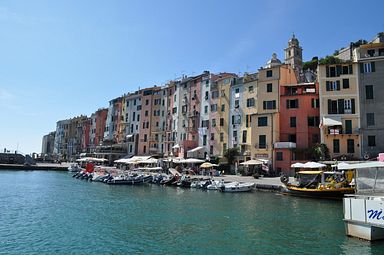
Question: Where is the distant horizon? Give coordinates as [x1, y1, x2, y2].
[1, 0, 383, 154]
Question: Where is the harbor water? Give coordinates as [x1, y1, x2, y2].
[1, 171, 383, 255]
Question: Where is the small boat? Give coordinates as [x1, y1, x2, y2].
[218, 181, 255, 192]
[281, 170, 355, 199]
[68, 163, 82, 172]
[106, 174, 153, 185]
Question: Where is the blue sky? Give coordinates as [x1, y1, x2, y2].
[0, 0, 383, 154]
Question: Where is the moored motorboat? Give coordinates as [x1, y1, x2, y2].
[218, 181, 255, 192]
[68, 163, 82, 172]
[281, 170, 355, 199]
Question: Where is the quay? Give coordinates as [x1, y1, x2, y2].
[0, 163, 69, 171]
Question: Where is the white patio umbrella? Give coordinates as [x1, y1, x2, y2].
[302, 161, 327, 169]
[291, 162, 305, 168]
[180, 158, 205, 164]
[240, 159, 263, 165]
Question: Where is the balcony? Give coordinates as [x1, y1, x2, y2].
[274, 142, 296, 149]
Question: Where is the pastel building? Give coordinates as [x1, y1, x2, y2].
[251, 54, 283, 164]
[123, 92, 141, 157]
[199, 73, 212, 159]
[318, 61, 360, 160]
[240, 72, 258, 161]
[229, 76, 244, 149]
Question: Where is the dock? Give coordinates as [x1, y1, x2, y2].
[0, 163, 69, 171]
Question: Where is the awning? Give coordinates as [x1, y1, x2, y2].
[321, 116, 342, 126]
[187, 146, 203, 153]
[172, 144, 180, 149]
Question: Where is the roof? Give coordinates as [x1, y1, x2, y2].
[338, 161, 384, 170]
[298, 170, 323, 174]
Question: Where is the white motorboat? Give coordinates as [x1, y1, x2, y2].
[68, 163, 82, 172]
[218, 181, 255, 192]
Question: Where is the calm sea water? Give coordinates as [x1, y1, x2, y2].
[0, 171, 383, 255]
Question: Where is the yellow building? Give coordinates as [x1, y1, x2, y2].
[318, 61, 361, 159]
[240, 72, 258, 161]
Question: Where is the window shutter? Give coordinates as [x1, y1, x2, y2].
[328, 99, 332, 114]
[336, 80, 341, 90]
[372, 62, 376, 72]
[351, 99, 355, 114]
[273, 100, 276, 109]
[286, 99, 290, 109]
[326, 66, 330, 77]
[360, 63, 364, 73]
[349, 65, 353, 74]
[326, 81, 330, 91]
[263, 101, 266, 110]
[336, 65, 342, 76]
[338, 99, 344, 114]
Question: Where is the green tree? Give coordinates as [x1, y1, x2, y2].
[312, 143, 330, 161]
[223, 147, 240, 166]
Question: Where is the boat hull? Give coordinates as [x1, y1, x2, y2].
[282, 185, 355, 199]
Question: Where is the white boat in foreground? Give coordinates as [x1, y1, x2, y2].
[219, 181, 255, 192]
[68, 163, 82, 172]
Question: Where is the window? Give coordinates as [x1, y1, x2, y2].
[242, 130, 247, 143]
[144, 134, 148, 142]
[235, 100, 239, 108]
[267, 83, 272, 92]
[259, 135, 266, 149]
[368, 136, 376, 147]
[134, 99, 136, 106]
[210, 133, 214, 140]
[366, 85, 374, 99]
[311, 98, 319, 108]
[263, 100, 276, 110]
[233, 130, 237, 142]
[288, 134, 296, 143]
[286, 99, 299, 109]
[248, 86, 254, 93]
[205, 91, 209, 100]
[211, 91, 219, 98]
[132, 112, 136, 121]
[212, 119, 216, 127]
[344, 99, 352, 114]
[146, 99, 149, 105]
[347, 139, 355, 153]
[276, 152, 283, 161]
[247, 98, 255, 107]
[233, 115, 241, 124]
[223, 143, 227, 153]
[360, 62, 376, 73]
[172, 107, 177, 114]
[290, 117, 296, 127]
[342, 79, 350, 89]
[328, 99, 355, 114]
[201, 120, 209, 128]
[266, 70, 273, 77]
[258, 117, 268, 126]
[308, 116, 320, 127]
[221, 90, 225, 97]
[221, 104, 225, 112]
[367, 49, 375, 57]
[211, 104, 218, 112]
[220, 118, 224, 126]
[235, 88, 239, 93]
[143, 145, 146, 154]
[137, 114, 140, 122]
[367, 113, 375, 126]
[345, 120, 352, 134]
[204, 105, 208, 114]
[326, 81, 340, 91]
[333, 139, 340, 153]
[210, 145, 213, 154]
[245, 115, 249, 128]
[220, 132, 224, 142]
